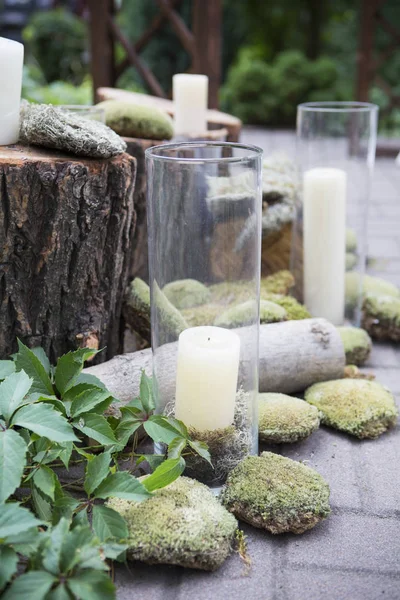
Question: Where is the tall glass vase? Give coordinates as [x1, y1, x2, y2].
[146, 142, 262, 487]
[292, 102, 378, 326]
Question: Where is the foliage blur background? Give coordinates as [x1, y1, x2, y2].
[1, 0, 399, 134]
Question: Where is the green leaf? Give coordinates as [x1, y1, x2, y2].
[58, 442, 73, 470]
[33, 465, 57, 502]
[11, 403, 78, 443]
[92, 505, 128, 542]
[74, 373, 106, 390]
[68, 571, 115, 600]
[0, 370, 32, 422]
[84, 450, 111, 496]
[139, 370, 155, 413]
[94, 471, 151, 501]
[143, 415, 187, 445]
[136, 454, 165, 471]
[5, 526, 40, 555]
[114, 406, 143, 446]
[14, 340, 54, 396]
[55, 348, 98, 395]
[0, 546, 18, 591]
[35, 396, 66, 415]
[168, 436, 187, 459]
[0, 429, 27, 503]
[0, 503, 42, 539]
[188, 439, 212, 466]
[2, 570, 56, 600]
[142, 457, 185, 492]
[72, 413, 116, 445]
[70, 388, 113, 418]
[59, 525, 106, 573]
[0, 361, 15, 380]
[100, 541, 128, 561]
[45, 584, 72, 600]
[41, 518, 70, 575]
[30, 347, 51, 374]
[31, 483, 53, 522]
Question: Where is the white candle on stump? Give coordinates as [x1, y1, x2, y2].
[0, 37, 24, 146]
[175, 326, 240, 431]
[173, 74, 208, 136]
[303, 167, 347, 326]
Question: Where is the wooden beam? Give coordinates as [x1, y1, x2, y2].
[88, 0, 115, 102]
[356, 0, 379, 102]
[192, 0, 222, 109]
[156, 0, 196, 58]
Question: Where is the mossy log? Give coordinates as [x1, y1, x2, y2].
[0, 144, 136, 362]
[84, 318, 345, 405]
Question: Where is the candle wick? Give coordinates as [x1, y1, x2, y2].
[208, 337, 210, 341]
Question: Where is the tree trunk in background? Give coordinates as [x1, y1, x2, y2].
[0, 145, 136, 363]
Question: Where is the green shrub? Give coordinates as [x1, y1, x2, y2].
[23, 8, 88, 84]
[22, 76, 93, 106]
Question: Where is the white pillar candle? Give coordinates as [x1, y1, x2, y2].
[0, 37, 24, 146]
[303, 167, 347, 326]
[173, 73, 208, 136]
[175, 326, 240, 431]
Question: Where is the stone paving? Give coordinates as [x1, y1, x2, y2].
[116, 128, 400, 600]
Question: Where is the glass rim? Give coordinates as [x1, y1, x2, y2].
[145, 141, 263, 164]
[298, 101, 379, 113]
[58, 105, 104, 111]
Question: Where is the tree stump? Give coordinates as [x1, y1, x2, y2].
[0, 144, 136, 362]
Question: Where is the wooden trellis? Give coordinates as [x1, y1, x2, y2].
[87, 0, 222, 108]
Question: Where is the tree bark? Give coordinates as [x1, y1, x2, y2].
[0, 144, 136, 362]
[84, 318, 345, 406]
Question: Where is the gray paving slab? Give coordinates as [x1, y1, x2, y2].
[115, 129, 400, 600]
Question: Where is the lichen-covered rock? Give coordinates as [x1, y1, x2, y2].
[107, 477, 237, 570]
[262, 293, 311, 320]
[337, 326, 372, 366]
[163, 279, 211, 309]
[258, 393, 320, 443]
[260, 270, 295, 296]
[362, 294, 400, 342]
[346, 273, 400, 310]
[97, 100, 173, 140]
[305, 379, 398, 439]
[346, 252, 357, 271]
[19, 102, 126, 158]
[346, 228, 358, 253]
[220, 452, 330, 534]
[214, 300, 287, 328]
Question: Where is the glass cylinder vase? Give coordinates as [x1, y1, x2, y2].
[146, 142, 262, 487]
[292, 102, 378, 326]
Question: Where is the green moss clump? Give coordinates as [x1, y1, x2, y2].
[346, 228, 358, 253]
[346, 273, 400, 310]
[260, 270, 295, 296]
[181, 303, 222, 327]
[337, 326, 372, 366]
[258, 393, 320, 443]
[107, 476, 237, 571]
[162, 279, 211, 309]
[220, 452, 331, 534]
[214, 299, 286, 328]
[97, 100, 173, 140]
[305, 379, 398, 439]
[209, 281, 251, 305]
[362, 294, 400, 342]
[153, 281, 188, 340]
[346, 252, 357, 271]
[262, 293, 311, 320]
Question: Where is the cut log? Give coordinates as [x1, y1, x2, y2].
[84, 318, 345, 405]
[0, 144, 136, 362]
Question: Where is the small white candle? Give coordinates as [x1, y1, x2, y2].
[303, 167, 347, 325]
[173, 73, 208, 136]
[175, 326, 240, 431]
[0, 37, 24, 146]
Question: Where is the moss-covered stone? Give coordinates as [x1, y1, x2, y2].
[346, 252, 357, 271]
[107, 477, 237, 570]
[258, 393, 320, 443]
[214, 299, 287, 328]
[209, 271, 294, 307]
[163, 279, 211, 309]
[346, 228, 357, 253]
[260, 270, 295, 296]
[153, 281, 188, 340]
[337, 326, 372, 366]
[305, 379, 398, 439]
[362, 294, 400, 342]
[262, 293, 311, 320]
[97, 100, 173, 140]
[220, 452, 330, 534]
[181, 303, 222, 327]
[345, 273, 400, 310]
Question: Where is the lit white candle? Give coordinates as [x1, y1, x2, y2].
[175, 326, 240, 431]
[0, 37, 24, 146]
[173, 73, 208, 136]
[303, 167, 347, 325]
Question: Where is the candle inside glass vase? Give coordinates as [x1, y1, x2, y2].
[0, 37, 24, 146]
[175, 326, 240, 431]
